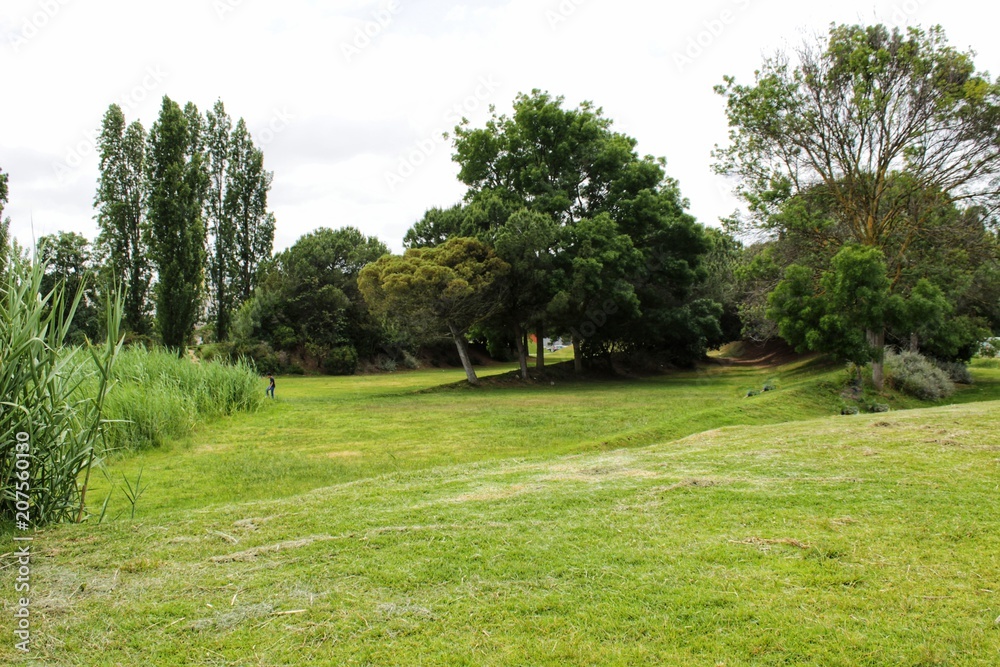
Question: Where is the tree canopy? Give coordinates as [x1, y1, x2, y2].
[715, 23, 1000, 386]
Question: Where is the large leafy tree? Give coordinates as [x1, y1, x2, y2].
[37, 232, 101, 344]
[360, 237, 509, 385]
[448, 90, 716, 370]
[147, 97, 208, 353]
[95, 105, 152, 335]
[715, 23, 1000, 387]
[237, 227, 387, 371]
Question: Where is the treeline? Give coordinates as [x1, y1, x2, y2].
[4, 22, 1000, 386]
[1, 97, 276, 350]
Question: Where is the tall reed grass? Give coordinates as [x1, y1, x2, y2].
[1, 257, 122, 526]
[97, 348, 265, 453]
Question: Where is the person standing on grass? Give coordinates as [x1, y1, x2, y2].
[266, 373, 275, 399]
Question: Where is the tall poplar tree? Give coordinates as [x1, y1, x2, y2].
[205, 100, 236, 341]
[226, 118, 275, 307]
[204, 104, 274, 342]
[95, 105, 152, 335]
[147, 96, 208, 352]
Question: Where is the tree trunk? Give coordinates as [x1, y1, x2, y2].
[535, 321, 545, 370]
[448, 322, 479, 385]
[513, 322, 529, 380]
[572, 333, 583, 374]
[909, 332, 919, 353]
[867, 328, 885, 391]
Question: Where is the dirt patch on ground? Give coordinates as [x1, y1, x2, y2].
[711, 339, 811, 367]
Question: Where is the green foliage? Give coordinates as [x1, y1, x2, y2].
[205, 101, 276, 343]
[237, 226, 388, 370]
[95, 105, 152, 336]
[934, 359, 974, 385]
[99, 346, 264, 452]
[37, 231, 102, 345]
[360, 237, 509, 384]
[715, 23, 1000, 242]
[768, 245, 896, 365]
[147, 96, 208, 352]
[323, 345, 359, 376]
[885, 349, 955, 401]
[0, 256, 122, 526]
[448, 90, 721, 369]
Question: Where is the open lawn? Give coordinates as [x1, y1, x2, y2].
[3, 356, 1000, 665]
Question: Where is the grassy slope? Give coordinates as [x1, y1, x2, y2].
[3, 358, 1000, 665]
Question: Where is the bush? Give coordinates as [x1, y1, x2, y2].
[401, 350, 420, 370]
[840, 405, 860, 415]
[884, 350, 955, 401]
[324, 345, 359, 375]
[934, 360, 973, 385]
[199, 342, 234, 363]
[867, 403, 890, 413]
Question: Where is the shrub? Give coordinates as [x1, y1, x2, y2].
[401, 350, 420, 370]
[840, 405, 860, 415]
[324, 345, 359, 375]
[934, 360, 973, 385]
[867, 403, 890, 413]
[884, 350, 954, 401]
[378, 357, 398, 373]
[199, 342, 234, 362]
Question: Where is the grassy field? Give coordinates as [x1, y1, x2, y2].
[3, 354, 1000, 665]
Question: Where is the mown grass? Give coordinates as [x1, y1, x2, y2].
[2, 356, 1000, 664]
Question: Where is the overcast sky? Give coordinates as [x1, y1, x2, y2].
[2, 0, 998, 254]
